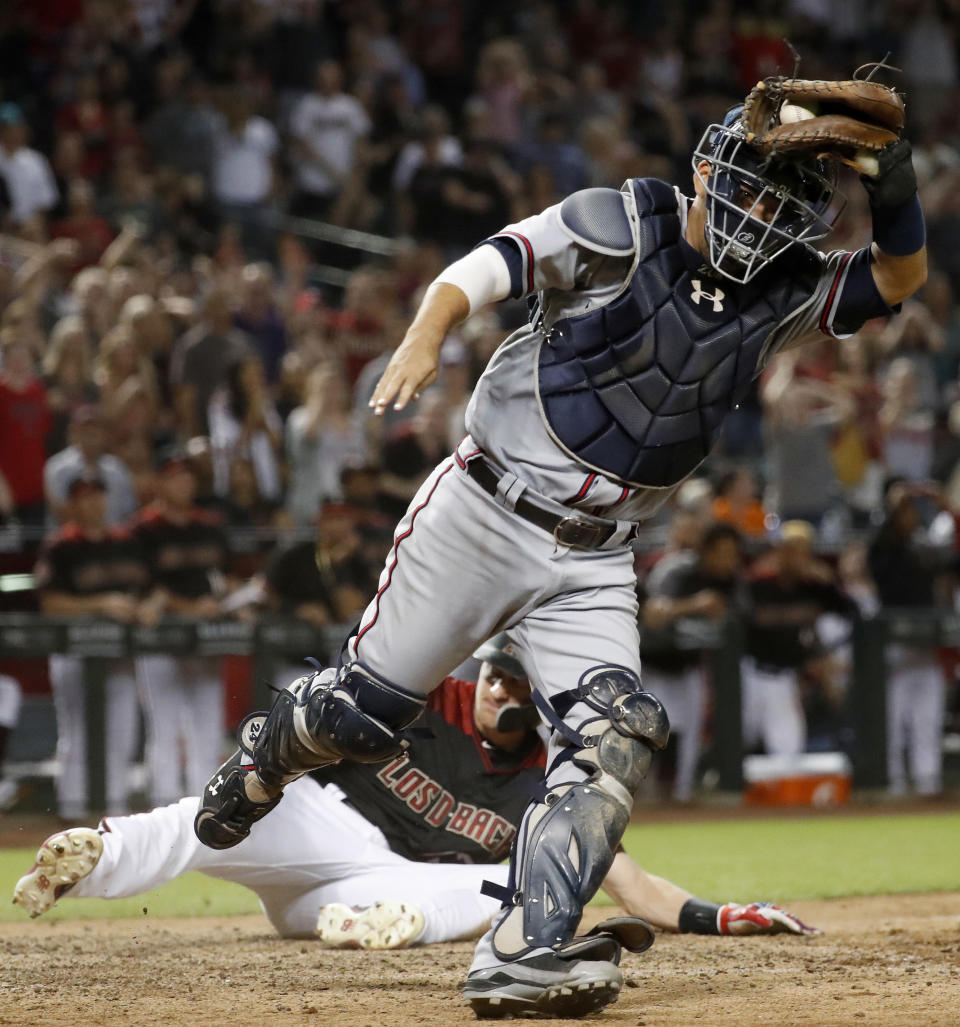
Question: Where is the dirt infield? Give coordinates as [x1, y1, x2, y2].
[2, 894, 959, 1026]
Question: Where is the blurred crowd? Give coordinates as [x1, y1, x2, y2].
[1, 0, 960, 812]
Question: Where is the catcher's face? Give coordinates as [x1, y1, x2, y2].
[691, 123, 843, 284]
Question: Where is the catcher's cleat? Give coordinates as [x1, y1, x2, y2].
[316, 901, 425, 949]
[13, 828, 103, 918]
[462, 951, 622, 1020]
[194, 713, 282, 850]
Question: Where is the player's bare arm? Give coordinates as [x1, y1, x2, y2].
[370, 282, 468, 414]
[601, 852, 817, 937]
[371, 242, 512, 413]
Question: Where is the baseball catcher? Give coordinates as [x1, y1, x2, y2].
[193, 68, 924, 1019]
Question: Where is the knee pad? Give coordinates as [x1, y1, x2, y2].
[489, 666, 669, 959]
[337, 662, 427, 730]
[252, 663, 426, 791]
[571, 667, 670, 799]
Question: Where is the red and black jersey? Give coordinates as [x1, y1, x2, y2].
[745, 568, 853, 669]
[34, 523, 149, 595]
[132, 504, 229, 598]
[312, 677, 546, 864]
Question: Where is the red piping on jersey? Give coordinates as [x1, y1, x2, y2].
[455, 445, 481, 469]
[819, 250, 854, 335]
[572, 473, 597, 502]
[356, 462, 454, 650]
[499, 231, 535, 294]
[615, 485, 630, 505]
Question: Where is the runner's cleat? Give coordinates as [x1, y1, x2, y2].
[13, 828, 103, 918]
[316, 901, 425, 949]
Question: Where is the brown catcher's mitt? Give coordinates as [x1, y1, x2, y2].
[741, 78, 905, 174]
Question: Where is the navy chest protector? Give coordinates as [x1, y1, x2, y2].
[535, 178, 822, 489]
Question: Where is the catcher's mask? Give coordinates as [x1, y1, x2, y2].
[691, 108, 844, 284]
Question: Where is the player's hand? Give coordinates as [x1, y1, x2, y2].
[98, 593, 139, 622]
[369, 326, 442, 414]
[689, 589, 727, 620]
[192, 595, 223, 619]
[136, 594, 166, 628]
[718, 902, 820, 936]
[369, 282, 469, 414]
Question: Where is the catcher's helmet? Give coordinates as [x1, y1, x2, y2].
[691, 107, 843, 284]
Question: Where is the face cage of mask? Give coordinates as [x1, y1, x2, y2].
[692, 125, 843, 285]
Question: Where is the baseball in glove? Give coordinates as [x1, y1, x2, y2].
[742, 77, 905, 176]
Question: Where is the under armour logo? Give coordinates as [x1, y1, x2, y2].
[208, 773, 225, 796]
[690, 279, 725, 312]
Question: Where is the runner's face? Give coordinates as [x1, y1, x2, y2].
[473, 662, 532, 746]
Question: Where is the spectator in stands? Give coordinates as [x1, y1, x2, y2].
[133, 455, 232, 806]
[711, 467, 767, 539]
[208, 356, 283, 504]
[44, 405, 137, 527]
[68, 265, 112, 341]
[868, 483, 950, 796]
[641, 523, 745, 800]
[880, 357, 935, 482]
[169, 287, 252, 437]
[830, 334, 885, 527]
[289, 59, 371, 221]
[262, 498, 380, 681]
[392, 104, 462, 196]
[0, 102, 58, 228]
[50, 178, 114, 271]
[55, 73, 110, 181]
[211, 91, 278, 255]
[471, 38, 533, 146]
[516, 111, 591, 199]
[42, 315, 99, 455]
[877, 300, 943, 412]
[923, 272, 960, 394]
[234, 263, 288, 385]
[285, 364, 367, 525]
[339, 464, 393, 566]
[409, 135, 518, 259]
[34, 474, 151, 817]
[742, 521, 854, 757]
[377, 390, 451, 521]
[265, 499, 378, 629]
[762, 350, 854, 532]
[326, 265, 404, 387]
[0, 332, 51, 526]
[93, 324, 159, 428]
[143, 59, 218, 181]
[118, 294, 177, 413]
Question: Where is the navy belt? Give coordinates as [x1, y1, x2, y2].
[464, 454, 635, 551]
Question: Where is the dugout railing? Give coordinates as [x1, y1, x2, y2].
[1, 609, 955, 807]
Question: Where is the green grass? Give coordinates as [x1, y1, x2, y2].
[0, 812, 958, 924]
[613, 811, 960, 904]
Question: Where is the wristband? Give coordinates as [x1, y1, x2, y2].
[870, 192, 926, 257]
[678, 896, 722, 935]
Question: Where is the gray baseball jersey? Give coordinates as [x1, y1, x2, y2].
[466, 185, 866, 522]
